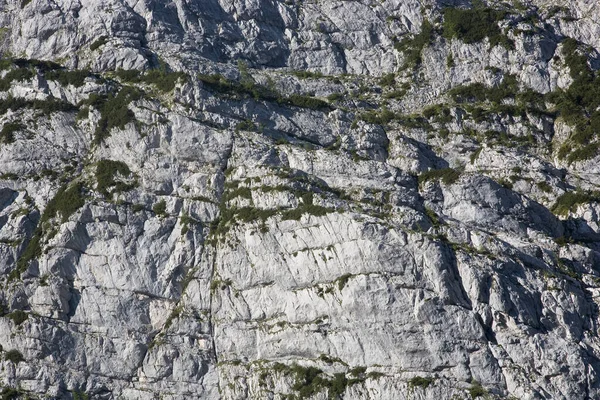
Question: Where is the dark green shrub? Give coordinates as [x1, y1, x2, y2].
[90, 36, 108, 51]
[349, 366, 367, 376]
[1, 386, 22, 400]
[360, 108, 396, 125]
[93, 86, 141, 144]
[115, 69, 140, 82]
[13, 58, 62, 72]
[235, 119, 257, 132]
[409, 376, 434, 389]
[0, 59, 12, 71]
[443, 6, 511, 49]
[21, 0, 32, 8]
[0, 122, 23, 144]
[140, 69, 188, 92]
[153, 200, 167, 216]
[13, 182, 85, 280]
[537, 181, 552, 193]
[292, 70, 324, 79]
[96, 159, 134, 197]
[5, 349, 24, 364]
[0, 96, 76, 115]
[337, 274, 351, 291]
[418, 168, 461, 186]
[468, 381, 487, 398]
[394, 19, 434, 68]
[45, 69, 90, 88]
[284, 94, 330, 110]
[327, 93, 343, 102]
[379, 73, 396, 87]
[6, 310, 28, 325]
[552, 190, 600, 216]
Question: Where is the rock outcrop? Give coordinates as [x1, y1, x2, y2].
[0, 1, 600, 399]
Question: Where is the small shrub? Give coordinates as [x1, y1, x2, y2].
[443, 6, 511, 49]
[45, 69, 89, 88]
[1, 387, 22, 400]
[5, 349, 24, 364]
[394, 19, 434, 68]
[468, 381, 487, 398]
[6, 310, 28, 325]
[235, 119, 256, 132]
[552, 190, 600, 216]
[349, 366, 367, 377]
[21, 0, 32, 8]
[92, 86, 141, 144]
[418, 168, 461, 186]
[327, 93, 343, 102]
[337, 274, 351, 291]
[140, 69, 188, 92]
[153, 200, 167, 216]
[292, 70, 324, 79]
[90, 36, 108, 51]
[0, 122, 23, 144]
[409, 376, 434, 389]
[13, 181, 85, 280]
[284, 94, 330, 110]
[536, 181, 552, 193]
[95, 159, 134, 197]
[379, 73, 396, 87]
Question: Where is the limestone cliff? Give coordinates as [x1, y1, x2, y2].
[0, 1, 600, 399]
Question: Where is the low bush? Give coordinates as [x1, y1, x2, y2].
[89, 36, 108, 51]
[394, 20, 434, 68]
[418, 168, 461, 186]
[153, 200, 167, 216]
[45, 69, 90, 88]
[443, 6, 512, 49]
[96, 159, 134, 197]
[13, 182, 85, 280]
[0, 122, 23, 144]
[409, 376, 434, 389]
[6, 310, 28, 325]
[92, 86, 141, 144]
[4, 349, 24, 364]
[552, 190, 600, 216]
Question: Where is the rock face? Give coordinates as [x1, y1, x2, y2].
[1, 0, 600, 399]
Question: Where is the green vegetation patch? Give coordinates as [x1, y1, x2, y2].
[443, 6, 513, 49]
[0, 96, 76, 115]
[551, 190, 600, 216]
[6, 310, 28, 325]
[449, 74, 519, 104]
[197, 73, 331, 111]
[90, 36, 108, 51]
[0, 122, 23, 144]
[115, 68, 188, 92]
[13, 182, 85, 280]
[468, 380, 488, 398]
[267, 363, 363, 399]
[394, 20, 434, 68]
[4, 349, 24, 364]
[547, 38, 600, 162]
[153, 200, 167, 216]
[281, 204, 334, 221]
[292, 70, 325, 79]
[45, 69, 90, 88]
[409, 376, 434, 389]
[88, 86, 141, 145]
[418, 168, 462, 186]
[95, 159, 135, 197]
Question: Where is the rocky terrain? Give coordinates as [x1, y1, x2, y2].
[1, 0, 600, 399]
